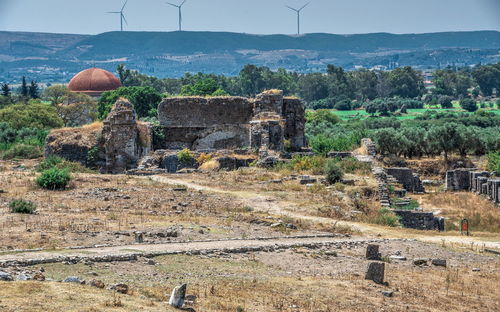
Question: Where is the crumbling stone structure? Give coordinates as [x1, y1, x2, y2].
[156, 90, 305, 153]
[45, 91, 307, 173]
[446, 169, 500, 204]
[102, 99, 151, 173]
[393, 210, 445, 231]
[386, 168, 425, 193]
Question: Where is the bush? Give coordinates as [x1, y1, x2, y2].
[98, 86, 163, 119]
[9, 199, 36, 214]
[373, 208, 400, 227]
[460, 98, 478, 112]
[37, 155, 92, 173]
[334, 99, 352, 111]
[177, 148, 194, 163]
[438, 96, 453, 109]
[488, 151, 500, 175]
[196, 153, 212, 165]
[324, 160, 343, 184]
[0, 144, 43, 160]
[0, 102, 63, 130]
[36, 167, 71, 190]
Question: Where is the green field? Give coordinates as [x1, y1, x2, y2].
[330, 108, 500, 120]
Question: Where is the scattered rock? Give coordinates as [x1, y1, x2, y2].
[365, 262, 385, 285]
[169, 284, 187, 308]
[413, 258, 428, 266]
[431, 259, 447, 267]
[0, 271, 13, 281]
[16, 273, 31, 281]
[111, 283, 129, 294]
[63, 276, 85, 284]
[134, 232, 144, 243]
[90, 279, 105, 289]
[472, 268, 481, 272]
[389, 255, 407, 261]
[146, 259, 157, 265]
[382, 291, 394, 297]
[366, 244, 381, 261]
[33, 272, 45, 281]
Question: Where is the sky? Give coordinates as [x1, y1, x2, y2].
[0, 0, 499, 35]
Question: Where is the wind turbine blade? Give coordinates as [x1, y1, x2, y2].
[286, 5, 298, 11]
[299, 2, 310, 11]
[121, 0, 129, 11]
[180, 0, 187, 7]
[122, 14, 128, 25]
[107, 11, 120, 13]
[167, 2, 179, 7]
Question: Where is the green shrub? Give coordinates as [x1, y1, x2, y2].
[488, 151, 500, 175]
[0, 102, 63, 130]
[460, 98, 478, 112]
[36, 167, 71, 190]
[373, 208, 400, 227]
[37, 155, 93, 173]
[9, 199, 36, 214]
[324, 160, 343, 184]
[0, 144, 43, 160]
[337, 157, 372, 174]
[177, 148, 194, 163]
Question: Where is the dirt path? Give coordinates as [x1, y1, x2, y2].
[149, 175, 500, 250]
[0, 235, 365, 265]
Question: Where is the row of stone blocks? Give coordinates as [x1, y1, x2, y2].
[446, 169, 500, 204]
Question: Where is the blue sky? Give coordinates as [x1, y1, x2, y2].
[0, 0, 499, 35]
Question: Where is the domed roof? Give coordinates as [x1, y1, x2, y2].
[68, 68, 121, 94]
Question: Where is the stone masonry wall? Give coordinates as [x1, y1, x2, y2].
[393, 210, 444, 231]
[102, 98, 148, 174]
[386, 168, 425, 193]
[282, 97, 306, 151]
[156, 91, 306, 153]
[446, 169, 500, 204]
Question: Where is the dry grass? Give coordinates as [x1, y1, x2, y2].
[0, 282, 170, 312]
[419, 192, 500, 233]
[1, 263, 498, 312]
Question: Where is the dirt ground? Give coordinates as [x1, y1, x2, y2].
[1, 239, 498, 312]
[0, 158, 499, 311]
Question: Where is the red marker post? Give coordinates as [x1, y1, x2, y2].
[461, 219, 469, 236]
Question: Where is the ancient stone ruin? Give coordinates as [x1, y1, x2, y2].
[446, 169, 500, 204]
[45, 91, 307, 173]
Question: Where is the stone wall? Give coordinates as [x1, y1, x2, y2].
[156, 91, 306, 153]
[102, 99, 151, 174]
[158, 97, 253, 127]
[386, 168, 425, 193]
[282, 97, 306, 151]
[393, 210, 444, 231]
[45, 90, 307, 173]
[446, 169, 500, 204]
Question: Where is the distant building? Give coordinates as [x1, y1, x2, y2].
[68, 68, 121, 97]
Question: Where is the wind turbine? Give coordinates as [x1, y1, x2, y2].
[286, 2, 310, 35]
[166, 0, 187, 31]
[107, 0, 129, 32]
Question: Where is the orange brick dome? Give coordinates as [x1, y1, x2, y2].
[68, 68, 121, 96]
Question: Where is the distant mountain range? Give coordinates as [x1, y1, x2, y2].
[1, 30, 499, 84]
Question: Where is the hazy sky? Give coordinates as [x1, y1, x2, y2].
[0, 0, 499, 35]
